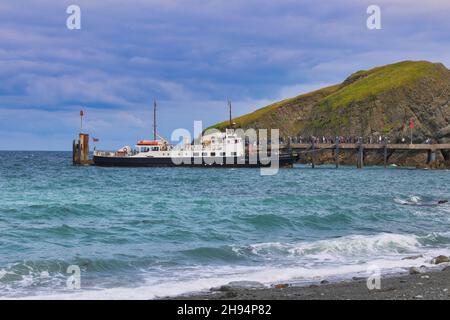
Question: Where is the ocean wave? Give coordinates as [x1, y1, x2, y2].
[232, 233, 423, 261]
[0, 256, 161, 279]
[182, 233, 442, 264]
[393, 195, 449, 207]
[393, 195, 423, 205]
[16, 253, 444, 300]
[180, 246, 245, 262]
[4, 232, 450, 300]
[393, 195, 450, 220]
[0, 257, 160, 298]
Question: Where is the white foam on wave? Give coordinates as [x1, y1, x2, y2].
[393, 195, 450, 219]
[393, 198, 408, 205]
[393, 195, 422, 205]
[10, 233, 450, 300]
[244, 233, 421, 261]
[20, 258, 436, 300]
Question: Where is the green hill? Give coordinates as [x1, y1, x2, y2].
[209, 60, 450, 143]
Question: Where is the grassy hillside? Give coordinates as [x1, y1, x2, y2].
[323, 60, 438, 109]
[209, 60, 450, 142]
[210, 85, 339, 130]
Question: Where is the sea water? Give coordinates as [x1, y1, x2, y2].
[1, 151, 450, 299]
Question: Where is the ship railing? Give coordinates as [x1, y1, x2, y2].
[94, 150, 115, 157]
[94, 150, 135, 157]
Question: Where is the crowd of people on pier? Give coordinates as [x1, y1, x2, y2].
[278, 135, 436, 145]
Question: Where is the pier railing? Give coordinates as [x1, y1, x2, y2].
[284, 143, 450, 151]
[275, 142, 450, 168]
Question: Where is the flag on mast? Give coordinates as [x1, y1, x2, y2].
[80, 110, 84, 132]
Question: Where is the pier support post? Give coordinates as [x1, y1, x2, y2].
[311, 140, 315, 169]
[427, 149, 436, 164]
[335, 137, 339, 169]
[383, 139, 388, 168]
[357, 139, 364, 169]
[73, 133, 91, 165]
[80, 133, 90, 162]
[72, 139, 80, 165]
[287, 136, 292, 157]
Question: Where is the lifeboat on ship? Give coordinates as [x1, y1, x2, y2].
[136, 140, 160, 146]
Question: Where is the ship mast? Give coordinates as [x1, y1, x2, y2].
[228, 98, 232, 129]
[153, 100, 157, 141]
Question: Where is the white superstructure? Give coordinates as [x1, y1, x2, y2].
[94, 129, 245, 159]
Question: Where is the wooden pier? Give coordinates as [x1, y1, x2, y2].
[279, 142, 450, 168]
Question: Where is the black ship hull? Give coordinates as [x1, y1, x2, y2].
[93, 154, 296, 168]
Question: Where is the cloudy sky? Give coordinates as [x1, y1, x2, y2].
[0, 0, 449, 150]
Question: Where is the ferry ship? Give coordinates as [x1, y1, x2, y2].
[93, 129, 297, 168]
[88, 101, 297, 167]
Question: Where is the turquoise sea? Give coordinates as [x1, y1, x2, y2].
[1, 151, 450, 299]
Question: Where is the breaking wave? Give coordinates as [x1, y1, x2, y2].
[4, 232, 449, 300]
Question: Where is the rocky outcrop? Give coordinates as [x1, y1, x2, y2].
[409, 267, 426, 275]
[211, 281, 265, 292]
[402, 255, 423, 260]
[431, 255, 450, 265]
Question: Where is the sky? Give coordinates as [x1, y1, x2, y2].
[0, 0, 449, 150]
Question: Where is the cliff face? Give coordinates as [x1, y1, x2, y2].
[210, 60, 450, 166]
